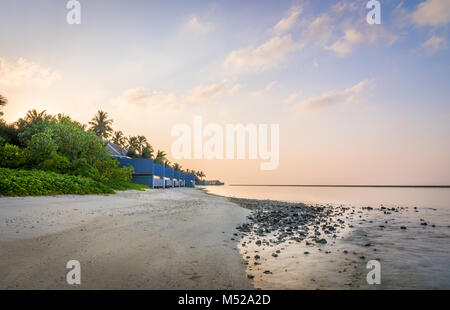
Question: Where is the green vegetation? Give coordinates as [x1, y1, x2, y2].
[0, 93, 206, 196]
[0, 168, 147, 196]
[0, 94, 149, 196]
[0, 168, 114, 196]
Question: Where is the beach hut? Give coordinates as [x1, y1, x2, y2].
[164, 167, 174, 188]
[116, 158, 197, 189]
[186, 173, 195, 187]
[117, 158, 154, 187]
[173, 170, 180, 187]
[182, 172, 188, 187]
[153, 163, 165, 188]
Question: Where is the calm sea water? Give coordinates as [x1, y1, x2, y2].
[203, 185, 450, 211]
[202, 185, 450, 289]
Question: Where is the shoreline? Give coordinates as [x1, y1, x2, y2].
[0, 188, 253, 289]
[207, 191, 449, 290]
[1, 188, 448, 290]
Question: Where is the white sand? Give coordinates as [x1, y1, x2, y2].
[0, 188, 253, 289]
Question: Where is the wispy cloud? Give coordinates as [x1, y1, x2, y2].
[117, 88, 177, 110]
[272, 5, 302, 34]
[327, 28, 363, 57]
[184, 80, 232, 103]
[283, 91, 303, 104]
[0, 57, 60, 88]
[250, 81, 277, 97]
[117, 80, 239, 110]
[301, 14, 334, 48]
[292, 80, 370, 110]
[223, 35, 297, 74]
[422, 35, 447, 52]
[182, 15, 212, 34]
[332, 1, 359, 15]
[412, 0, 450, 27]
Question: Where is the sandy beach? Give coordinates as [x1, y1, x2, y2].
[0, 188, 253, 289]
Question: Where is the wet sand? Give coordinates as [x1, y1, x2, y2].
[229, 197, 449, 290]
[0, 188, 253, 289]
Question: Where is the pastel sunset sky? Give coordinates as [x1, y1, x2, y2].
[1, 0, 449, 184]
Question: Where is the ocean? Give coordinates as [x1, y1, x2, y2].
[203, 185, 450, 289]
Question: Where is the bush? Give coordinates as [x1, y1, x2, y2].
[18, 117, 131, 182]
[0, 120, 19, 146]
[0, 168, 114, 196]
[0, 168, 148, 196]
[37, 152, 71, 174]
[25, 129, 58, 165]
[0, 144, 27, 168]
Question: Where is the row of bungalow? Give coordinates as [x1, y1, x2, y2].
[107, 142, 197, 189]
[116, 157, 196, 188]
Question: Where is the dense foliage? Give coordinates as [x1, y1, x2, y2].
[0, 93, 205, 196]
[0, 107, 144, 196]
[0, 168, 115, 196]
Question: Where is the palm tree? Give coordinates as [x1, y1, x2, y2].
[0, 94, 7, 117]
[137, 136, 148, 153]
[88, 110, 113, 140]
[196, 170, 206, 181]
[112, 131, 125, 147]
[126, 135, 153, 158]
[154, 150, 167, 164]
[172, 163, 182, 171]
[26, 109, 48, 122]
[126, 136, 140, 154]
[164, 160, 171, 168]
[141, 144, 154, 159]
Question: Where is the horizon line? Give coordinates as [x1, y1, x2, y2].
[229, 184, 450, 188]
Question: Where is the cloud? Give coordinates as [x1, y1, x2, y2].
[224, 14, 335, 74]
[332, 1, 359, 15]
[117, 88, 177, 109]
[327, 28, 363, 57]
[412, 0, 450, 27]
[422, 35, 447, 52]
[283, 92, 303, 104]
[272, 5, 302, 34]
[250, 81, 277, 97]
[184, 80, 231, 103]
[0, 57, 60, 88]
[223, 35, 297, 74]
[117, 80, 239, 110]
[301, 14, 334, 47]
[182, 16, 212, 34]
[293, 80, 369, 110]
[228, 83, 242, 95]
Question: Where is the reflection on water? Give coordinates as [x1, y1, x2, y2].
[203, 186, 450, 289]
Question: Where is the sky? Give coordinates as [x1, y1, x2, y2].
[0, 0, 449, 185]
